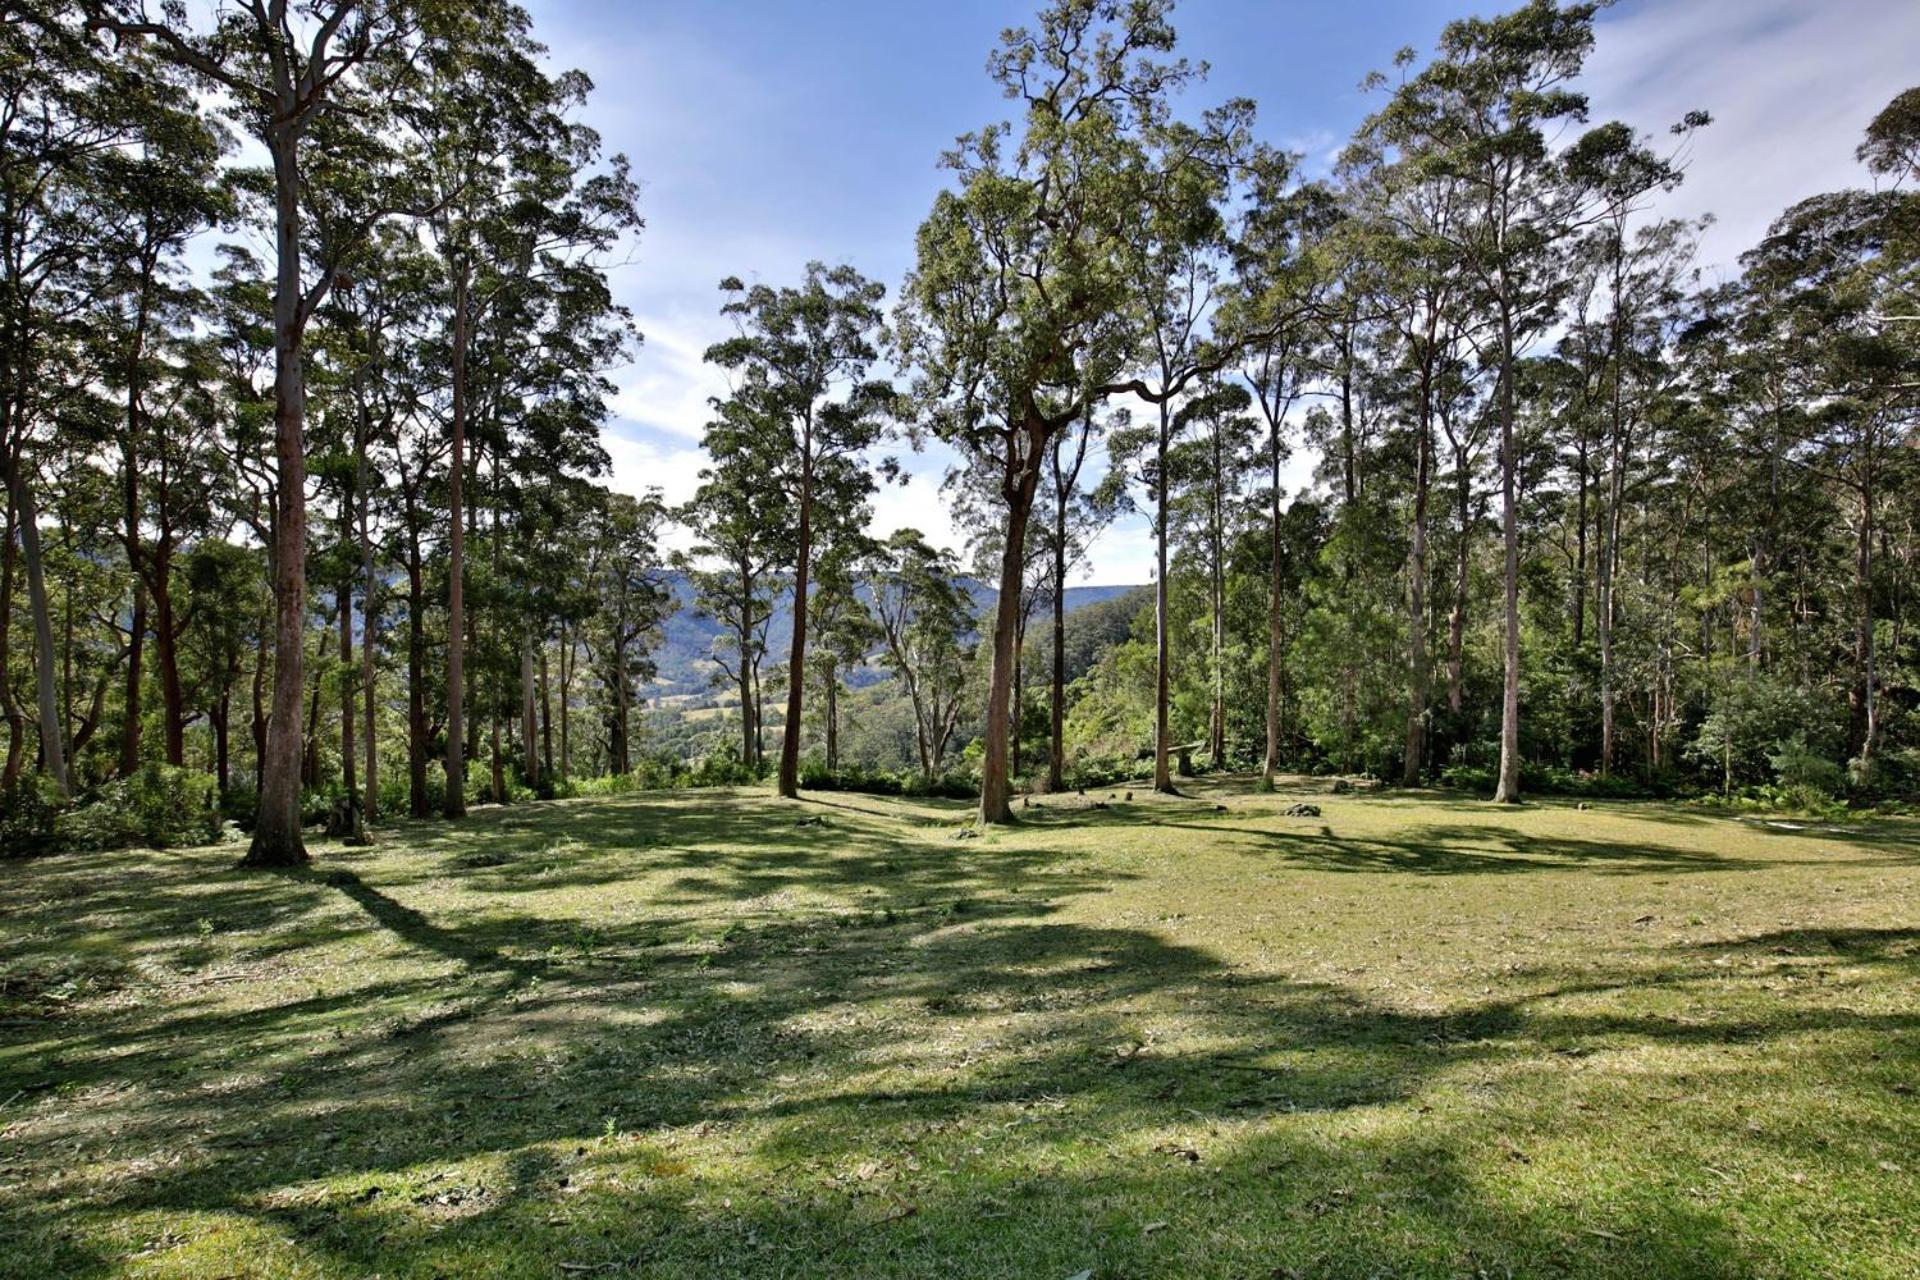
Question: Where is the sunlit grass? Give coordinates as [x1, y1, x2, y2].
[2, 779, 1916, 1278]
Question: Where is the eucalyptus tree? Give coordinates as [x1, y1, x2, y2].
[92, 0, 430, 864]
[1116, 106, 1250, 792]
[85, 55, 230, 775]
[1740, 183, 1919, 774]
[581, 489, 667, 775]
[868, 529, 974, 786]
[677, 419, 792, 769]
[896, 0, 1244, 822]
[1578, 215, 1699, 772]
[1341, 108, 1483, 784]
[806, 538, 880, 773]
[1224, 159, 1337, 781]
[403, 0, 638, 817]
[1168, 379, 1257, 764]
[702, 263, 891, 798]
[446, 132, 632, 803]
[1365, 0, 1693, 801]
[0, 8, 164, 797]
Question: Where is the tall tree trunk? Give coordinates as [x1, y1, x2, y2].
[1152, 399, 1174, 794]
[151, 555, 186, 766]
[214, 683, 231, 795]
[1447, 442, 1470, 715]
[120, 581, 146, 775]
[443, 271, 470, 819]
[824, 667, 838, 772]
[539, 641, 554, 782]
[1851, 469, 1878, 768]
[405, 525, 428, 817]
[777, 457, 812, 798]
[357, 396, 378, 824]
[980, 415, 1046, 823]
[1049, 495, 1067, 793]
[1403, 367, 1433, 787]
[6, 447, 69, 798]
[1572, 433, 1589, 650]
[0, 491, 24, 788]
[1208, 432, 1225, 767]
[247, 134, 315, 866]
[338, 570, 363, 840]
[1491, 299, 1523, 805]
[251, 619, 268, 794]
[1264, 419, 1284, 782]
[559, 622, 573, 781]
[520, 628, 538, 790]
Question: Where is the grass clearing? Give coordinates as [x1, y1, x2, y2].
[2, 779, 1917, 1278]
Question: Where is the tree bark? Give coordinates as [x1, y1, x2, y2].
[980, 415, 1046, 824]
[404, 510, 428, 817]
[1264, 409, 1284, 782]
[0, 492, 23, 789]
[1403, 362, 1433, 787]
[245, 129, 316, 866]
[6, 445, 69, 798]
[444, 269, 470, 818]
[520, 628, 538, 789]
[776, 454, 812, 798]
[1049, 496, 1067, 793]
[1152, 399, 1174, 794]
[1491, 297, 1523, 805]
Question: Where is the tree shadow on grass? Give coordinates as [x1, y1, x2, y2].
[1141, 818, 1770, 876]
[2, 796, 1917, 1278]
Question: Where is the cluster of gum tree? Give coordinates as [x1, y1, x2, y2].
[692, 0, 1917, 822]
[3, 0, 1917, 857]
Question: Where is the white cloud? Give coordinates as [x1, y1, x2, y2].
[599, 426, 709, 555]
[865, 442, 970, 559]
[610, 309, 727, 443]
[1585, 0, 1920, 277]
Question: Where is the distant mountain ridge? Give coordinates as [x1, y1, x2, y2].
[651, 572, 1143, 697]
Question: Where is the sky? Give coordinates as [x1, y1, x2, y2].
[525, 0, 1920, 586]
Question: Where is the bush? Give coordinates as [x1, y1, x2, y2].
[680, 754, 760, 789]
[910, 771, 978, 801]
[1436, 761, 1670, 800]
[1768, 735, 1845, 796]
[799, 760, 903, 796]
[55, 764, 223, 852]
[220, 782, 258, 829]
[0, 776, 63, 858]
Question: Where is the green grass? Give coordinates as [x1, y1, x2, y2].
[2, 778, 1917, 1279]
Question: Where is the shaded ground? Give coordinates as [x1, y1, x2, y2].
[2, 779, 1916, 1278]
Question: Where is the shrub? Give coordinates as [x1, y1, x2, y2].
[1437, 761, 1670, 800]
[220, 782, 259, 829]
[54, 764, 223, 852]
[1768, 735, 1844, 796]
[0, 776, 63, 858]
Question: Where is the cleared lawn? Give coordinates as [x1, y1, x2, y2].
[2, 780, 1917, 1279]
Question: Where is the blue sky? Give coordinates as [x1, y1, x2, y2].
[527, 0, 1920, 585]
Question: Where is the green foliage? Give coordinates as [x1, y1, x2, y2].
[0, 777, 65, 858]
[798, 758, 978, 800]
[1438, 761, 1670, 800]
[1768, 735, 1846, 796]
[48, 765, 224, 852]
[1689, 676, 1839, 793]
